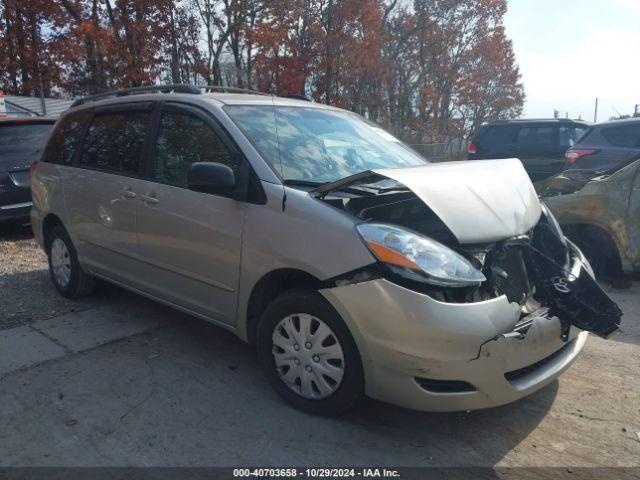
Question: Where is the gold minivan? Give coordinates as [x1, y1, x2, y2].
[30, 85, 621, 415]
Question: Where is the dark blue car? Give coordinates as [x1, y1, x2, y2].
[467, 118, 589, 182]
[0, 117, 56, 222]
[565, 117, 640, 174]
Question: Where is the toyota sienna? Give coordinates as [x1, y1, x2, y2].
[30, 85, 621, 415]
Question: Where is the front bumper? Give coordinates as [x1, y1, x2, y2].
[322, 278, 587, 412]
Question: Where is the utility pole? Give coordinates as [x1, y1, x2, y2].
[39, 76, 47, 116]
[594, 98, 599, 123]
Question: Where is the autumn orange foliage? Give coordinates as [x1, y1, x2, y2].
[0, 0, 524, 145]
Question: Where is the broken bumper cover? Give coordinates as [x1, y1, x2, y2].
[319, 240, 607, 412]
[322, 278, 587, 412]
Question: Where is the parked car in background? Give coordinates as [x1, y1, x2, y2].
[30, 85, 621, 415]
[468, 119, 589, 182]
[537, 158, 640, 277]
[564, 118, 640, 174]
[1, 117, 56, 222]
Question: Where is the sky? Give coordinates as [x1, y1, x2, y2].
[504, 0, 640, 121]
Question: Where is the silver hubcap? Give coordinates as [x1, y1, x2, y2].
[272, 313, 345, 400]
[51, 238, 71, 287]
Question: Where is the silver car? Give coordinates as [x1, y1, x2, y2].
[30, 86, 621, 415]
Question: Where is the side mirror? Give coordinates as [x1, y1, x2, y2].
[187, 162, 236, 195]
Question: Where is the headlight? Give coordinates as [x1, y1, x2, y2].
[356, 223, 486, 287]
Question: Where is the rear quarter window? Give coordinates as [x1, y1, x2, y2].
[559, 125, 588, 147]
[601, 124, 640, 148]
[42, 111, 91, 165]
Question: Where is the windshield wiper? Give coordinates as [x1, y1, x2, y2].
[285, 178, 377, 197]
[283, 179, 324, 188]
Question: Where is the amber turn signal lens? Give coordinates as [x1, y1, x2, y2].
[367, 241, 420, 270]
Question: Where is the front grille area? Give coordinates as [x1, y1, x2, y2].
[504, 340, 574, 383]
[414, 377, 476, 393]
[492, 245, 531, 304]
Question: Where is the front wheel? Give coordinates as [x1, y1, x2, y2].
[257, 291, 364, 416]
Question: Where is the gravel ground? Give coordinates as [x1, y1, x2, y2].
[0, 221, 135, 330]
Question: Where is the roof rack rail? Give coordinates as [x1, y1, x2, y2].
[71, 84, 201, 107]
[490, 117, 584, 123]
[278, 93, 312, 102]
[198, 85, 271, 96]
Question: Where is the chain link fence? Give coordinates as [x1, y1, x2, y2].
[409, 142, 468, 162]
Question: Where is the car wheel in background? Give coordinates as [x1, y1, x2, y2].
[47, 225, 96, 298]
[257, 290, 364, 416]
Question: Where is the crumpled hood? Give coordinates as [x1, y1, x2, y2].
[373, 159, 541, 243]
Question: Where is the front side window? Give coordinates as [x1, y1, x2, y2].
[225, 105, 426, 184]
[152, 111, 236, 187]
[79, 112, 149, 174]
[41, 111, 89, 165]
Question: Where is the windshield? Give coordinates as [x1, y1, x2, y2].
[0, 123, 54, 167]
[225, 105, 427, 184]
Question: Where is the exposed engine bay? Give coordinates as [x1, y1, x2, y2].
[312, 167, 622, 339]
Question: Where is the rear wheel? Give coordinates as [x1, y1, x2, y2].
[47, 225, 96, 298]
[257, 291, 364, 416]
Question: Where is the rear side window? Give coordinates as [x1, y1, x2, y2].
[480, 125, 518, 145]
[517, 126, 553, 145]
[79, 112, 150, 174]
[601, 124, 640, 148]
[152, 111, 236, 187]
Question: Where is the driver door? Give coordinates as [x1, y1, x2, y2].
[135, 103, 247, 325]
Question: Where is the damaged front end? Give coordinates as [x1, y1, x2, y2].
[313, 159, 622, 339]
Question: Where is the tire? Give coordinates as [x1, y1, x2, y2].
[573, 230, 621, 280]
[47, 225, 96, 298]
[257, 290, 364, 416]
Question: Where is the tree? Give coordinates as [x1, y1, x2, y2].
[0, 0, 524, 153]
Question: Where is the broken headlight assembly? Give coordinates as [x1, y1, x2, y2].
[540, 202, 565, 241]
[356, 223, 486, 287]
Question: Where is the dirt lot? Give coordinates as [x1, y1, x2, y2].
[1, 221, 639, 471]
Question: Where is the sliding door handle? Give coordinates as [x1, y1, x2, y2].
[140, 193, 159, 205]
[120, 188, 136, 199]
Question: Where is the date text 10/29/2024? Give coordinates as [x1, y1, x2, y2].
[233, 468, 401, 478]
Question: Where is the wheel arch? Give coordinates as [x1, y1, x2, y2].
[244, 268, 323, 346]
[562, 222, 628, 273]
[41, 213, 66, 253]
